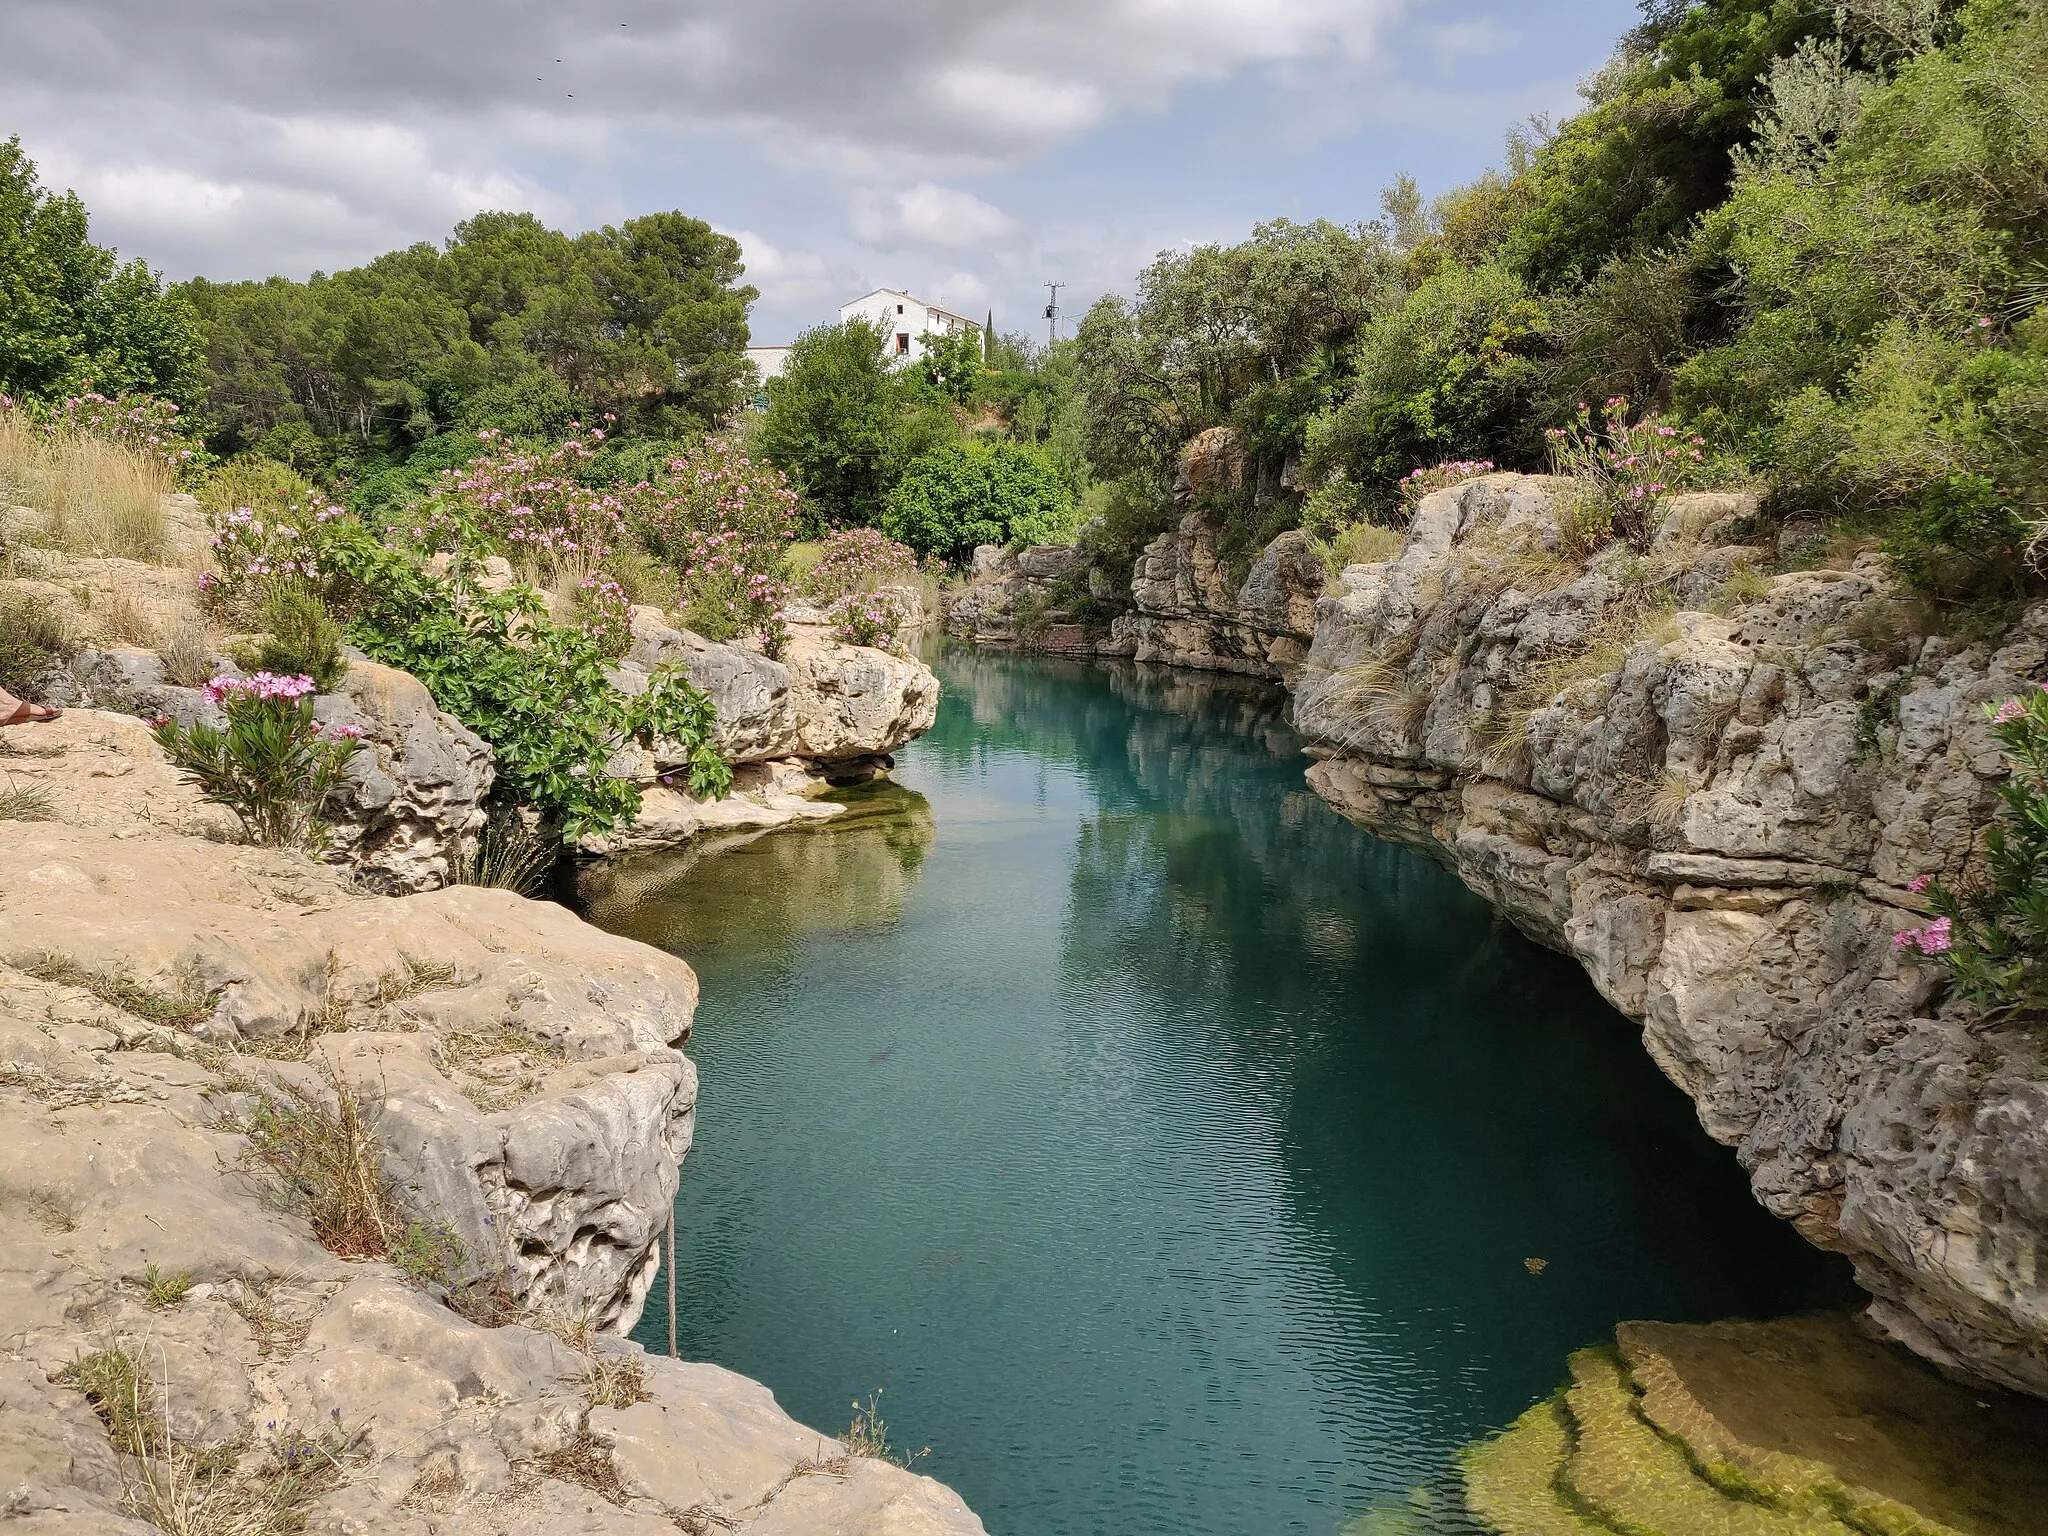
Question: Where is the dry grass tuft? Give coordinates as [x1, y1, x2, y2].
[532, 1431, 629, 1506]
[160, 617, 220, 688]
[234, 1070, 405, 1260]
[14, 950, 219, 1028]
[229, 1279, 314, 1361]
[582, 1351, 651, 1411]
[0, 415, 173, 563]
[0, 778, 56, 821]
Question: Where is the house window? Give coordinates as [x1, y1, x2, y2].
[896, 333, 910, 355]
[896, 304, 904, 315]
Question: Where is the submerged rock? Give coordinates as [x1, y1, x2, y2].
[1463, 1314, 2048, 1536]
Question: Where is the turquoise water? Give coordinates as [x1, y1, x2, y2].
[574, 643, 1854, 1535]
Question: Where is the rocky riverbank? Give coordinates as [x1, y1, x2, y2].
[0, 710, 982, 1533]
[1290, 473, 2048, 1399]
[947, 444, 2048, 1402]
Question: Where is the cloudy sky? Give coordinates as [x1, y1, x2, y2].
[2, 0, 1640, 342]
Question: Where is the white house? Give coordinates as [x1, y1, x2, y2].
[744, 345, 793, 384]
[839, 288, 981, 363]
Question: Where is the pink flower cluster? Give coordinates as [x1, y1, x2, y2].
[1893, 915, 1953, 956]
[802, 527, 918, 602]
[321, 722, 367, 741]
[416, 427, 627, 580]
[207, 502, 343, 594]
[575, 572, 634, 654]
[205, 671, 318, 704]
[1546, 396, 1708, 548]
[49, 391, 195, 466]
[828, 590, 907, 649]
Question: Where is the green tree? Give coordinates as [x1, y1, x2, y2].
[757, 319, 903, 530]
[882, 441, 1075, 562]
[1305, 261, 1551, 509]
[0, 137, 200, 405]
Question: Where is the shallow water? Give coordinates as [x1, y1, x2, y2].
[573, 643, 1855, 1536]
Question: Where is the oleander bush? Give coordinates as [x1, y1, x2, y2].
[151, 673, 364, 850]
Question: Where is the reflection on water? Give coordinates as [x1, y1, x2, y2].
[577, 783, 938, 950]
[576, 642, 1855, 1536]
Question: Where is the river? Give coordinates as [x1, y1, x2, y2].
[571, 642, 1855, 1536]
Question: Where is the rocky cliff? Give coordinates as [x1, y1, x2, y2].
[940, 426, 1325, 679]
[1290, 473, 2048, 1398]
[0, 710, 984, 1534]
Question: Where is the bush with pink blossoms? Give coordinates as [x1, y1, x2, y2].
[205, 500, 349, 606]
[828, 590, 907, 650]
[418, 427, 627, 586]
[800, 527, 918, 603]
[626, 435, 802, 654]
[571, 573, 634, 658]
[151, 673, 364, 850]
[1897, 683, 2048, 1021]
[1544, 396, 1706, 554]
[38, 390, 200, 470]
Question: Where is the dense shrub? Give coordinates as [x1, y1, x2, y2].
[1305, 261, 1549, 509]
[882, 442, 1075, 563]
[0, 587, 71, 699]
[244, 585, 347, 691]
[798, 527, 919, 603]
[757, 320, 902, 531]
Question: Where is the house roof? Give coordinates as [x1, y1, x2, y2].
[842, 287, 979, 328]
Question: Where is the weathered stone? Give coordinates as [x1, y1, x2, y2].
[0, 712, 987, 1534]
[1295, 472, 2048, 1397]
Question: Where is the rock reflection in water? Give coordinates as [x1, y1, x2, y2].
[573, 782, 937, 954]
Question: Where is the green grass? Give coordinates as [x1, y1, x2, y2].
[14, 951, 219, 1027]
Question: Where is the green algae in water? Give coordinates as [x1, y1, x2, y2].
[576, 644, 1860, 1536]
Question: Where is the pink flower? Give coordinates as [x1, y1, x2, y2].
[1892, 916, 1954, 957]
[1993, 698, 2026, 725]
[1906, 874, 1932, 894]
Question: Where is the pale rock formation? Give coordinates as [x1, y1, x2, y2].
[1108, 429, 1326, 680]
[1292, 473, 2048, 1396]
[614, 607, 938, 769]
[943, 544, 1099, 652]
[54, 650, 493, 893]
[0, 710, 985, 1534]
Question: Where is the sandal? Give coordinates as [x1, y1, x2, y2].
[0, 698, 61, 725]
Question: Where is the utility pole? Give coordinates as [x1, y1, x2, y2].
[1044, 280, 1064, 345]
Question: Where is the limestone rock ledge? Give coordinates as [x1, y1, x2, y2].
[1292, 473, 2048, 1397]
[0, 711, 986, 1534]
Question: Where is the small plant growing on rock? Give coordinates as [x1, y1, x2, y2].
[144, 1261, 193, 1310]
[236, 1070, 404, 1259]
[842, 1390, 927, 1468]
[828, 590, 906, 649]
[1897, 685, 2048, 1021]
[1398, 459, 1495, 510]
[1545, 397, 1706, 555]
[151, 673, 363, 851]
[240, 586, 347, 691]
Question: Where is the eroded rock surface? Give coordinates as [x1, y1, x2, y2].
[615, 607, 938, 768]
[0, 711, 986, 1534]
[1109, 430, 1324, 680]
[1293, 473, 2048, 1396]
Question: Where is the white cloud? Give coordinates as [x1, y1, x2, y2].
[728, 228, 838, 311]
[851, 182, 1016, 250]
